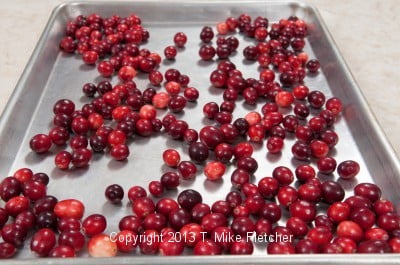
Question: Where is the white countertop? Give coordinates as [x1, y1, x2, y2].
[0, 0, 399, 157]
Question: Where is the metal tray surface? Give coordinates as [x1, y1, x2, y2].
[1, 0, 400, 264]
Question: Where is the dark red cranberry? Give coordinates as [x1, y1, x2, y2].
[168, 208, 191, 231]
[201, 213, 227, 233]
[354, 183, 381, 202]
[357, 240, 391, 253]
[30, 228, 56, 257]
[306, 59, 321, 73]
[177, 189, 202, 211]
[337, 160, 360, 180]
[189, 142, 209, 163]
[291, 141, 311, 161]
[321, 180, 345, 204]
[272, 166, 294, 186]
[105, 184, 124, 204]
[30, 134, 52, 153]
[177, 161, 197, 180]
[191, 203, 211, 223]
[289, 200, 316, 223]
[308, 91, 325, 108]
[0, 177, 22, 201]
[143, 213, 167, 232]
[317, 156, 337, 174]
[258, 177, 279, 199]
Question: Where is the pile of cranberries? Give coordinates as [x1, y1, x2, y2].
[1, 11, 399, 260]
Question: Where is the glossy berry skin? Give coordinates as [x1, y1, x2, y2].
[357, 239, 391, 253]
[5, 196, 30, 217]
[71, 148, 92, 168]
[354, 183, 381, 202]
[295, 165, 316, 182]
[191, 203, 211, 223]
[267, 242, 295, 254]
[194, 239, 222, 255]
[132, 197, 155, 219]
[201, 213, 228, 233]
[317, 156, 337, 174]
[110, 144, 130, 161]
[258, 177, 279, 199]
[22, 180, 46, 201]
[128, 186, 147, 203]
[337, 160, 360, 180]
[204, 161, 226, 181]
[267, 137, 284, 153]
[82, 214, 107, 236]
[30, 228, 56, 257]
[174, 32, 187, 48]
[160, 172, 180, 189]
[163, 149, 181, 167]
[199, 126, 224, 150]
[177, 189, 202, 211]
[88, 234, 118, 257]
[164, 46, 177, 60]
[273, 166, 294, 186]
[149, 181, 164, 197]
[327, 202, 351, 223]
[189, 142, 209, 163]
[159, 236, 185, 256]
[0, 242, 17, 258]
[289, 200, 316, 223]
[321, 180, 345, 204]
[54, 199, 85, 219]
[337, 220, 364, 242]
[49, 245, 76, 257]
[30, 134, 52, 153]
[177, 161, 197, 179]
[230, 238, 254, 255]
[156, 198, 179, 216]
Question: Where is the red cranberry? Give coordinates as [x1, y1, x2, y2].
[200, 26, 214, 43]
[244, 195, 265, 214]
[354, 183, 381, 202]
[289, 200, 316, 223]
[337, 220, 364, 242]
[291, 141, 311, 161]
[30, 228, 56, 257]
[169, 208, 191, 231]
[357, 239, 391, 253]
[127, 186, 147, 203]
[286, 217, 308, 238]
[306, 59, 320, 73]
[317, 156, 337, 174]
[54, 199, 84, 219]
[258, 177, 279, 199]
[22, 180, 46, 201]
[295, 165, 316, 182]
[307, 90, 325, 108]
[143, 213, 167, 232]
[272, 166, 294, 186]
[260, 202, 282, 223]
[119, 215, 142, 234]
[132, 197, 155, 219]
[191, 203, 211, 223]
[267, 242, 295, 254]
[350, 207, 376, 230]
[88, 233, 117, 257]
[214, 143, 234, 163]
[204, 161, 226, 181]
[199, 45, 216, 60]
[278, 186, 298, 207]
[82, 214, 107, 237]
[377, 212, 400, 232]
[71, 147, 92, 168]
[173, 32, 187, 47]
[30, 134, 52, 153]
[194, 239, 222, 255]
[307, 226, 332, 245]
[160, 172, 180, 189]
[298, 183, 321, 203]
[230, 238, 254, 255]
[337, 160, 360, 180]
[201, 213, 227, 233]
[295, 239, 319, 254]
[310, 140, 329, 158]
[374, 199, 394, 215]
[321, 180, 345, 204]
[0, 242, 17, 258]
[156, 198, 179, 216]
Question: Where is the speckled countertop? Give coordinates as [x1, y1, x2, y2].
[0, 0, 399, 156]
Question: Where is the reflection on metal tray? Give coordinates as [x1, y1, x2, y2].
[0, 0, 399, 264]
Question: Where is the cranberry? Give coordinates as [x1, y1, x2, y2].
[354, 183, 381, 202]
[295, 165, 316, 181]
[104, 184, 124, 204]
[307, 226, 332, 245]
[327, 202, 351, 223]
[177, 189, 202, 211]
[189, 142, 209, 163]
[258, 177, 279, 199]
[306, 59, 320, 73]
[162, 149, 181, 167]
[127, 186, 147, 203]
[49, 126, 69, 145]
[143, 213, 167, 232]
[119, 215, 142, 233]
[272, 166, 294, 186]
[266, 136, 284, 153]
[295, 239, 319, 254]
[184, 87, 199, 101]
[71, 147, 92, 167]
[310, 140, 329, 158]
[200, 26, 214, 43]
[317, 156, 337, 174]
[337, 160, 360, 180]
[244, 195, 265, 214]
[358, 239, 391, 253]
[350, 207, 376, 230]
[5, 196, 30, 217]
[30, 228, 56, 257]
[377, 212, 400, 232]
[88, 234, 118, 257]
[29, 134, 52, 153]
[183, 129, 199, 145]
[54, 199, 85, 219]
[203, 161, 226, 181]
[199, 45, 216, 60]
[132, 197, 155, 219]
[374, 199, 394, 215]
[159, 235, 184, 256]
[321, 180, 345, 204]
[201, 213, 227, 233]
[0, 242, 17, 258]
[230, 238, 254, 255]
[278, 186, 298, 207]
[267, 242, 295, 254]
[345, 195, 372, 210]
[82, 50, 98, 64]
[260, 202, 282, 223]
[289, 200, 316, 223]
[0, 177, 21, 201]
[287, 217, 308, 238]
[337, 220, 364, 242]
[194, 239, 222, 255]
[22, 180, 46, 201]
[97, 61, 114, 77]
[58, 217, 81, 232]
[173, 32, 187, 47]
[160, 172, 180, 189]
[365, 227, 389, 241]
[326, 97, 343, 115]
[308, 90, 325, 108]
[169, 208, 191, 231]
[295, 125, 314, 142]
[49, 245, 75, 257]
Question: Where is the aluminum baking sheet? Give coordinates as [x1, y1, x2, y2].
[1, 0, 400, 264]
